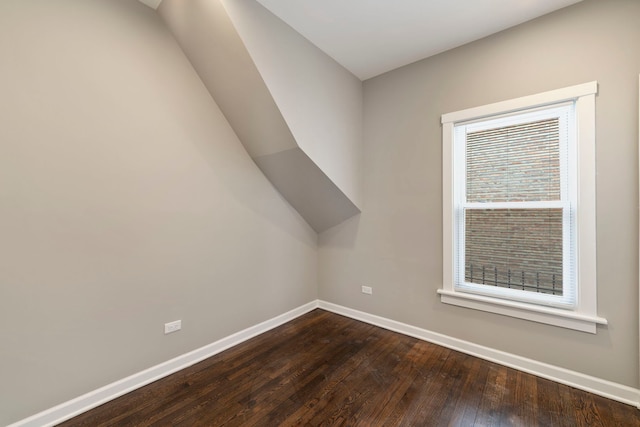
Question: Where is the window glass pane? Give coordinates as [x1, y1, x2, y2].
[465, 209, 563, 295]
[466, 118, 560, 202]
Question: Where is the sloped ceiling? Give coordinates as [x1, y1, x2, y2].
[140, 0, 583, 80]
[255, 0, 584, 80]
[157, 0, 361, 232]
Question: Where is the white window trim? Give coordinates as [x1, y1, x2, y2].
[439, 81, 607, 333]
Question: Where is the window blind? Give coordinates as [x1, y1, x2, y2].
[453, 104, 576, 308]
[466, 118, 560, 203]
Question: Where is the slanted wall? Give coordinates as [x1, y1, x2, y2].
[158, 0, 362, 233]
[222, 0, 363, 210]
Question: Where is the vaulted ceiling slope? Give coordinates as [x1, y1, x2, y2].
[157, 0, 362, 233]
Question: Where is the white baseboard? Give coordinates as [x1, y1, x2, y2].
[8, 301, 319, 427]
[317, 300, 640, 408]
[11, 298, 639, 426]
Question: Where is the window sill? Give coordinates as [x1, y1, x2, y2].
[437, 289, 607, 333]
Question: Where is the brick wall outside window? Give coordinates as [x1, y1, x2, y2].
[464, 118, 563, 295]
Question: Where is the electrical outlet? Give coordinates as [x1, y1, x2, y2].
[361, 286, 373, 295]
[164, 320, 182, 334]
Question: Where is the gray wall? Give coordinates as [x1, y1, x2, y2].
[223, 0, 363, 209]
[157, 0, 361, 233]
[319, 0, 640, 387]
[0, 0, 317, 424]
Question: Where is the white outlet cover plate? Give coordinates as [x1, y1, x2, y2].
[164, 320, 182, 334]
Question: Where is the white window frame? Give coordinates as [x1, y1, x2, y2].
[439, 81, 607, 333]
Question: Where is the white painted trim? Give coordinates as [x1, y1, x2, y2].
[442, 121, 455, 295]
[437, 289, 607, 334]
[317, 300, 639, 408]
[441, 81, 597, 124]
[441, 81, 603, 332]
[575, 92, 598, 317]
[11, 299, 638, 425]
[8, 301, 319, 427]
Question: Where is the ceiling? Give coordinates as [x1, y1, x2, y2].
[142, 0, 583, 81]
[255, 0, 584, 80]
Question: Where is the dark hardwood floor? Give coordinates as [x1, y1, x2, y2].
[59, 309, 640, 426]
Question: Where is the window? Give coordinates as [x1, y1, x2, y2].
[439, 82, 607, 333]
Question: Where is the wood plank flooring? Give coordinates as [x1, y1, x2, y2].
[59, 309, 640, 426]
